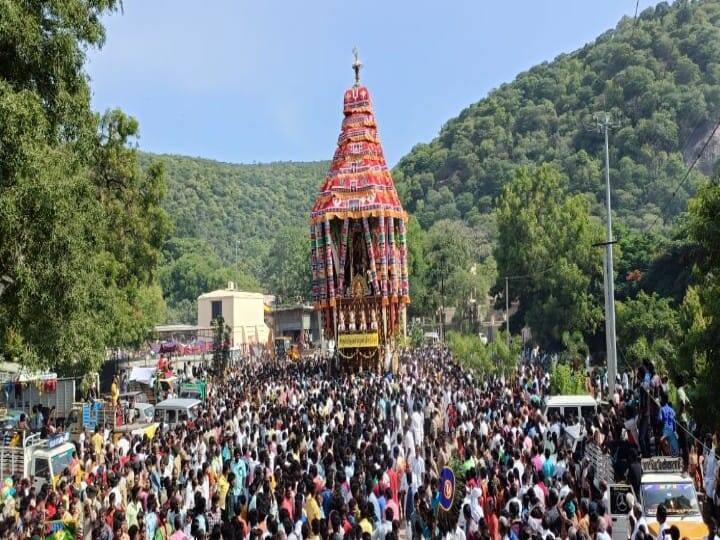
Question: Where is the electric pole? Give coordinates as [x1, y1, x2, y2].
[597, 113, 618, 397]
[505, 276, 510, 350]
[439, 255, 446, 343]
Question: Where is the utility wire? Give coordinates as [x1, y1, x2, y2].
[613, 342, 712, 456]
[640, 384, 711, 458]
[646, 114, 720, 232]
[505, 265, 556, 282]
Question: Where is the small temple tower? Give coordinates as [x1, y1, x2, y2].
[310, 50, 410, 370]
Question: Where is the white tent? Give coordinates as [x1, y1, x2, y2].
[128, 367, 156, 386]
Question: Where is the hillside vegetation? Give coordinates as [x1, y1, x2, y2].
[152, 0, 720, 326]
[394, 0, 720, 233]
[142, 154, 327, 322]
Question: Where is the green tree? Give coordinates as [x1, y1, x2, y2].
[144, 153, 328, 288]
[494, 165, 604, 348]
[560, 331, 589, 368]
[425, 220, 494, 327]
[0, 1, 169, 374]
[447, 330, 521, 376]
[212, 315, 231, 370]
[93, 109, 171, 347]
[395, 0, 720, 241]
[263, 226, 311, 303]
[409, 324, 424, 348]
[446, 331, 492, 373]
[615, 291, 679, 369]
[676, 180, 720, 427]
[406, 216, 429, 317]
[549, 362, 588, 395]
[489, 331, 522, 375]
[160, 238, 259, 324]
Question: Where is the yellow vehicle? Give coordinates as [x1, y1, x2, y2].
[640, 458, 708, 540]
[110, 421, 158, 444]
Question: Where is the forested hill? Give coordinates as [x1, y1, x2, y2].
[139, 153, 327, 323]
[147, 0, 720, 323]
[393, 0, 720, 233]
[140, 153, 327, 271]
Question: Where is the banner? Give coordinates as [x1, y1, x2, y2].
[337, 332, 379, 349]
[45, 521, 76, 540]
[439, 467, 456, 511]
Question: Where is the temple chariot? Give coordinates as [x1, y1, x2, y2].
[310, 51, 410, 371]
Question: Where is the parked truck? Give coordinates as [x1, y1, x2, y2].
[0, 375, 77, 423]
[66, 400, 158, 443]
[178, 381, 209, 401]
[0, 431, 75, 491]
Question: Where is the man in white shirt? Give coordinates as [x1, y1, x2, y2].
[704, 441, 718, 498]
[403, 428, 415, 459]
[479, 416, 489, 438]
[597, 521, 612, 540]
[117, 435, 130, 458]
[630, 503, 647, 540]
[78, 430, 86, 460]
[411, 407, 424, 447]
[469, 486, 484, 523]
[411, 449, 425, 488]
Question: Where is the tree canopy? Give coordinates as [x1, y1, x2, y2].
[262, 226, 311, 305]
[394, 0, 718, 234]
[0, 1, 168, 374]
[494, 165, 604, 348]
[139, 154, 327, 320]
[676, 177, 720, 426]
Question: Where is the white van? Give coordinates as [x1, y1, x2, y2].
[544, 395, 597, 423]
[154, 398, 201, 427]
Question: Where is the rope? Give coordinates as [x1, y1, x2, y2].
[638, 384, 712, 457]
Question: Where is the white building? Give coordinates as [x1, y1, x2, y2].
[197, 282, 270, 347]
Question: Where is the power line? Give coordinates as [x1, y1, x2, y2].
[646, 114, 720, 231]
[504, 264, 556, 282]
[608, 344, 711, 456]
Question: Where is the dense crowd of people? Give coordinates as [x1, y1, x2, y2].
[0, 346, 718, 540]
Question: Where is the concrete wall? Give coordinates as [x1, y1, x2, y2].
[197, 296, 236, 330]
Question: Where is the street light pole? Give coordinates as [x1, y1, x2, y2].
[598, 113, 618, 397]
[440, 269, 445, 343]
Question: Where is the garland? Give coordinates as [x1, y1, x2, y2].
[337, 348, 378, 361]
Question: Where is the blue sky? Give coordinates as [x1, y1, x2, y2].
[88, 0, 647, 166]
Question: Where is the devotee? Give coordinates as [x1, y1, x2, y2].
[0, 345, 705, 540]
